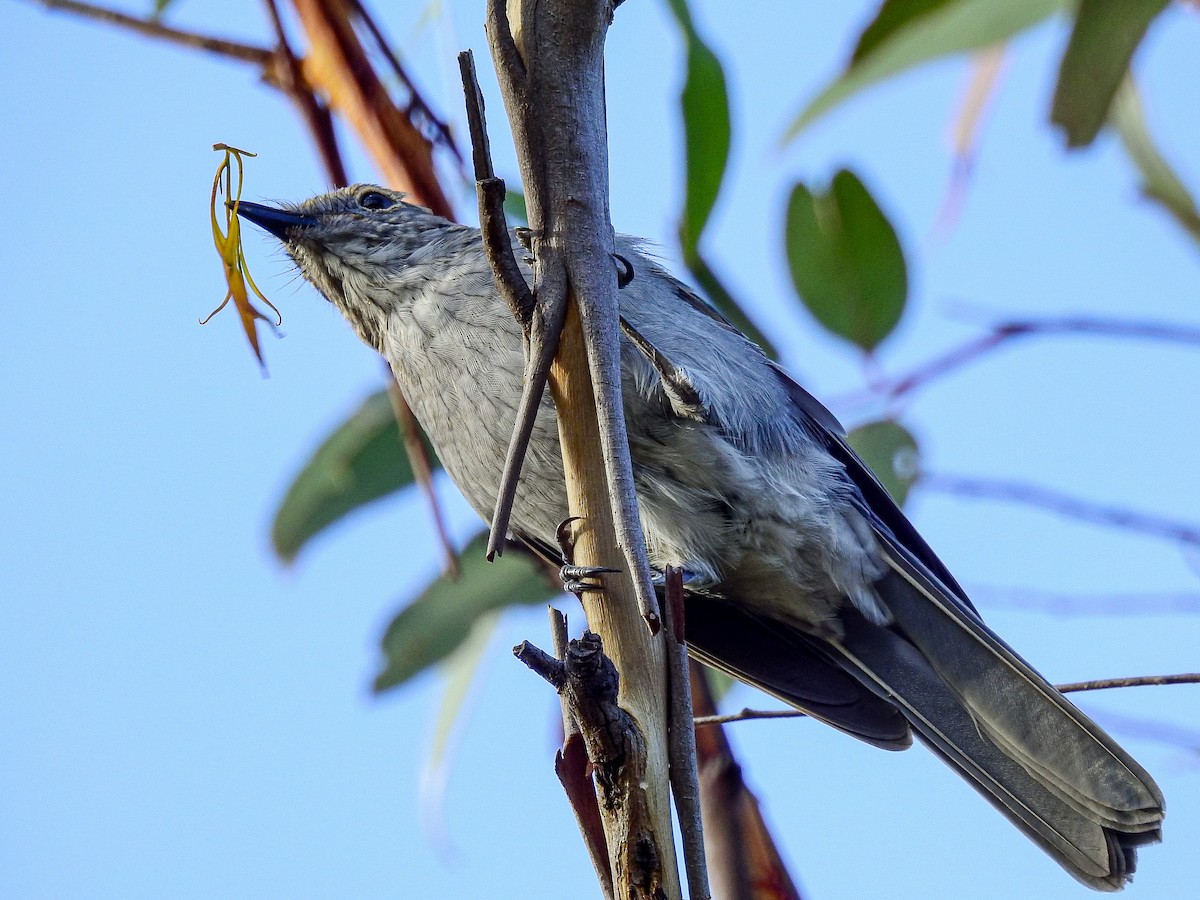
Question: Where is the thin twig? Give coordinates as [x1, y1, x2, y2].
[921, 472, 1200, 548]
[972, 586, 1200, 616]
[351, 0, 464, 165]
[837, 315, 1200, 408]
[456, 51, 551, 563]
[262, 0, 349, 188]
[1057, 673, 1200, 693]
[694, 708, 807, 728]
[691, 669, 802, 900]
[38, 0, 274, 67]
[663, 569, 710, 900]
[695, 673, 1200, 727]
[386, 375, 459, 579]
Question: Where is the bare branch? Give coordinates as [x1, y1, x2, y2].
[697, 673, 1200, 727]
[663, 570, 710, 900]
[350, 0, 464, 166]
[920, 471, 1200, 548]
[972, 586, 1200, 616]
[1057, 673, 1200, 693]
[487, 0, 678, 893]
[694, 708, 807, 728]
[547, 610, 614, 899]
[836, 315, 1200, 409]
[290, 0, 453, 217]
[455, 51, 551, 562]
[385, 374, 458, 579]
[262, 0, 348, 189]
[37, 0, 274, 68]
[691, 670, 803, 900]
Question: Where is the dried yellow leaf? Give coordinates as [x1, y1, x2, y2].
[205, 143, 282, 369]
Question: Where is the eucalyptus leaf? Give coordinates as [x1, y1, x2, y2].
[663, 0, 776, 359]
[847, 420, 920, 506]
[373, 532, 559, 693]
[785, 0, 1069, 141]
[784, 170, 908, 352]
[664, 0, 731, 256]
[1110, 79, 1200, 248]
[272, 390, 438, 563]
[1051, 0, 1168, 148]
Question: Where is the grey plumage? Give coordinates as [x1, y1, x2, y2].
[236, 185, 1164, 890]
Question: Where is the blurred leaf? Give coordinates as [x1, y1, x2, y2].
[689, 254, 779, 360]
[272, 390, 439, 563]
[663, 1, 776, 358]
[852, 0, 956, 63]
[1051, 0, 1168, 148]
[503, 188, 528, 226]
[1111, 78, 1200, 247]
[374, 532, 559, 693]
[785, 0, 1068, 141]
[427, 612, 498, 766]
[664, 0, 731, 256]
[784, 170, 908, 352]
[152, 0, 175, 17]
[848, 420, 920, 506]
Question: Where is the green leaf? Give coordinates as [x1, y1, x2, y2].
[1110, 79, 1200, 248]
[503, 188, 528, 226]
[784, 170, 908, 352]
[1051, 0, 1168, 148]
[664, 0, 732, 256]
[688, 254, 779, 360]
[373, 531, 559, 693]
[847, 420, 920, 506]
[663, 0, 777, 360]
[851, 0, 958, 63]
[272, 390, 439, 563]
[785, 0, 1069, 141]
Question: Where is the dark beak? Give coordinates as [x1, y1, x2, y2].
[231, 200, 316, 240]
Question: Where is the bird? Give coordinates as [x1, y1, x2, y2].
[235, 184, 1164, 890]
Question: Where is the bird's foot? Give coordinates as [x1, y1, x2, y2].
[555, 517, 622, 595]
[559, 563, 622, 594]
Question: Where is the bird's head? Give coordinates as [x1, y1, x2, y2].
[234, 184, 458, 350]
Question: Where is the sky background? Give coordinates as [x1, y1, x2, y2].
[2, 1, 1198, 898]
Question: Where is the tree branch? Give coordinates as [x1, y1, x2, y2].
[486, 0, 678, 895]
[836, 315, 1200, 409]
[663, 569, 709, 900]
[695, 673, 1200, 727]
[37, 0, 275, 68]
[920, 471, 1200, 548]
[691, 669, 803, 900]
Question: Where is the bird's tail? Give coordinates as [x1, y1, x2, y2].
[834, 556, 1164, 891]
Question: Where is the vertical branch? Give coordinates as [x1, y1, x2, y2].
[485, 0, 681, 897]
[548, 609, 616, 900]
[664, 569, 710, 900]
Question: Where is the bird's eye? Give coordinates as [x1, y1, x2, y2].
[358, 190, 395, 211]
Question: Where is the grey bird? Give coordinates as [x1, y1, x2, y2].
[236, 185, 1163, 890]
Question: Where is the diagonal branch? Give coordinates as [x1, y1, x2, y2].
[37, 0, 275, 68]
[836, 315, 1200, 409]
[920, 471, 1200, 549]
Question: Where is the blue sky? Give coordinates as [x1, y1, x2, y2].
[2, 2, 1198, 898]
